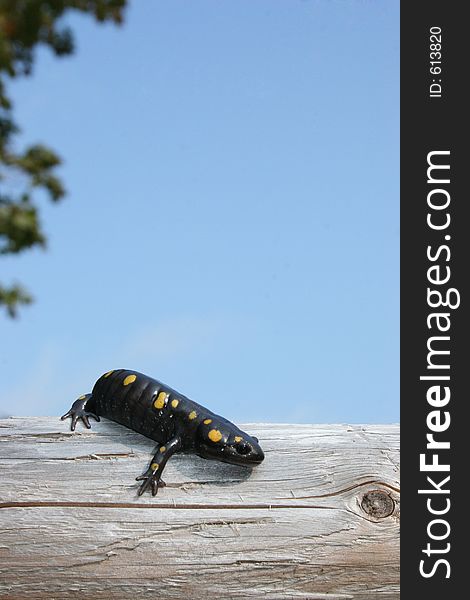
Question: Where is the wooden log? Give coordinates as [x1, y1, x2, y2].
[0, 417, 399, 599]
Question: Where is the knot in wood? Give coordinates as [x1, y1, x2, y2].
[361, 489, 395, 519]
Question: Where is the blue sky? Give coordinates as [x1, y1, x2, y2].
[0, 0, 399, 423]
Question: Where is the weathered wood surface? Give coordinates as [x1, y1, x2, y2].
[0, 418, 399, 599]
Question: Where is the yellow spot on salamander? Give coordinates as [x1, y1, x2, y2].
[208, 429, 222, 443]
[103, 370, 114, 378]
[234, 436, 243, 443]
[123, 374, 137, 386]
[78, 395, 86, 400]
[188, 411, 197, 420]
[159, 446, 166, 453]
[203, 419, 212, 425]
[154, 391, 168, 410]
[171, 399, 179, 408]
[150, 463, 159, 471]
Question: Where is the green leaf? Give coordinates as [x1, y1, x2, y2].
[0, 283, 33, 318]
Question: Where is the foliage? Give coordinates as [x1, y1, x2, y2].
[0, 0, 126, 317]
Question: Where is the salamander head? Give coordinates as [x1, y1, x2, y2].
[195, 421, 264, 467]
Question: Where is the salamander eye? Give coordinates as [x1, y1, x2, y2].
[235, 442, 250, 455]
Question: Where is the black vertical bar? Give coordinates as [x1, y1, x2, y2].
[401, 2, 466, 597]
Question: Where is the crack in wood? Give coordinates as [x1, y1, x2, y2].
[0, 500, 335, 510]
[277, 479, 400, 499]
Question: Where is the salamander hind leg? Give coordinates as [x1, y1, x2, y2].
[136, 436, 182, 496]
[61, 394, 100, 431]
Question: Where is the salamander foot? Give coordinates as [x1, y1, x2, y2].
[61, 396, 100, 431]
[136, 468, 167, 496]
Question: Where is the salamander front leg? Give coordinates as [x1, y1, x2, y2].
[61, 394, 100, 431]
[136, 436, 182, 496]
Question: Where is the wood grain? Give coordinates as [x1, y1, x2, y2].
[0, 417, 399, 599]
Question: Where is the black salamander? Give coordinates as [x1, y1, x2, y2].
[61, 369, 264, 496]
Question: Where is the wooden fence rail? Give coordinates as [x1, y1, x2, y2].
[0, 417, 399, 599]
